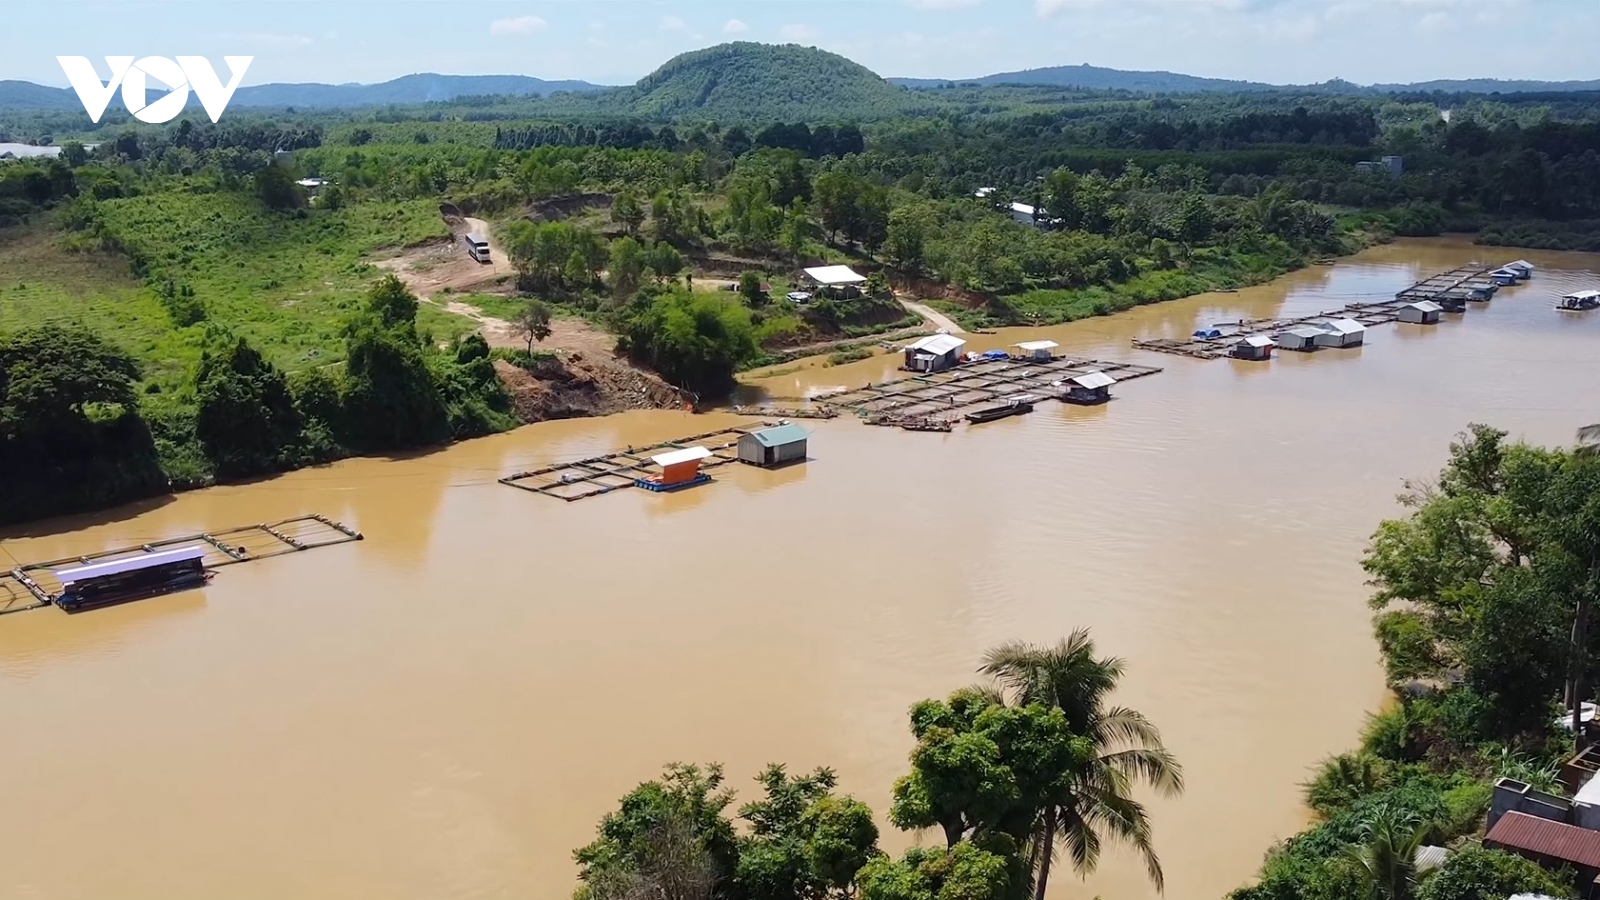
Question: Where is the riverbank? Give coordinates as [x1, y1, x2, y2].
[5, 239, 1597, 900]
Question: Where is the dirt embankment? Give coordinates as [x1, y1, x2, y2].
[372, 205, 684, 425]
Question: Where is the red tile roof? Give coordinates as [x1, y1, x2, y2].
[1487, 812, 1600, 869]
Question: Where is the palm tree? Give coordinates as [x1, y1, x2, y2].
[1343, 803, 1436, 900]
[979, 631, 1184, 900]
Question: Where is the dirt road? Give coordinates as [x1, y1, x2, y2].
[900, 300, 965, 334]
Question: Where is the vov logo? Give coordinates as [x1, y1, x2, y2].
[56, 56, 253, 124]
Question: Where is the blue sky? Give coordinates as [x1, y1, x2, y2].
[6, 0, 1599, 88]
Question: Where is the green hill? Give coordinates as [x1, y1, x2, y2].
[627, 42, 921, 121]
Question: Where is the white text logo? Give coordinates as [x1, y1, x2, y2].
[56, 56, 253, 124]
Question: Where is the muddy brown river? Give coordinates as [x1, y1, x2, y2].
[2, 238, 1598, 900]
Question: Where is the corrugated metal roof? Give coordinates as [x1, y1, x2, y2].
[906, 334, 967, 355]
[1010, 202, 1036, 216]
[54, 545, 207, 583]
[1414, 845, 1450, 873]
[1282, 326, 1326, 338]
[1014, 340, 1059, 351]
[1322, 318, 1365, 334]
[748, 424, 808, 447]
[651, 446, 712, 467]
[1566, 290, 1600, 301]
[1409, 300, 1444, 312]
[1487, 812, 1600, 868]
[1241, 335, 1275, 347]
[1070, 371, 1116, 389]
[803, 265, 867, 286]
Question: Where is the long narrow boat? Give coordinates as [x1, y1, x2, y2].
[965, 395, 1037, 424]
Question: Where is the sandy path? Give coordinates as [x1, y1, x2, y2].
[900, 300, 965, 334]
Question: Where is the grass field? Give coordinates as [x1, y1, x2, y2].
[0, 192, 476, 392]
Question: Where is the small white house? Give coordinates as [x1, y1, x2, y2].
[1275, 326, 1326, 352]
[1398, 300, 1443, 325]
[1231, 334, 1275, 361]
[903, 334, 967, 372]
[974, 187, 996, 199]
[1009, 202, 1047, 228]
[1315, 318, 1366, 348]
[1502, 260, 1534, 280]
[1014, 340, 1059, 362]
[802, 265, 868, 299]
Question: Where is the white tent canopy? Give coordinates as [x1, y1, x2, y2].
[1014, 340, 1059, 351]
[650, 446, 713, 467]
[803, 265, 868, 286]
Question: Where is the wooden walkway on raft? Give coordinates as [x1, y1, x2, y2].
[0, 514, 363, 616]
[810, 356, 1163, 427]
[499, 426, 758, 501]
[1131, 264, 1500, 360]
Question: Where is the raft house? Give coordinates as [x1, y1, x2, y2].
[903, 333, 967, 373]
[1488, 269, 1520, 286]
[737, 423, 809, 468]
[0, 515, 364, 617]
[802, 265, 868, 300]
[1275, 326, 1326, 352]
[53, 545, 209, 613]
[1559, 290, 1600, 312]
[1502, 260, 1534, 279]
[635, 446, 714, 492]
[1398, 300, 1444, 325]
[1063, 371, 1117, 405]
[1014, 340, 1059, 361]
[1231, 334, 1275, 361]
[1315, 318, 1366, 348]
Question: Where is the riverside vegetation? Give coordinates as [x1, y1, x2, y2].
[3, 42, 1600, 522]
[570, 633, 1182, 900]
[1229, 425, 1600, 900]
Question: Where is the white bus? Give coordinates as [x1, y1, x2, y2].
[463, 233, 490, 264]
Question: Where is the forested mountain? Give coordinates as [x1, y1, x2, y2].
[623, 42, 925, 121]
[890, 64, 1277, 93]
[0, 73, 605, 114]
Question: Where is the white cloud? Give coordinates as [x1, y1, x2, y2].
[212, 31, 316, 46]
[490, 15, 547, 36]
[660, 15, 687, 31]
[904, 0, 983, 8]
[723, 18, 749, 33]
[780, 23, 819, 42]
[1035, 0, 1104, 17]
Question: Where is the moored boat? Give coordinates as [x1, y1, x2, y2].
[1558, 289, 1600, 312]
[965, 395, 1037, 424]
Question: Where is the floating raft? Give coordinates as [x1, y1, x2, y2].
[499, 426, 754, 501]
[727, 405, 838, 419]
[966, 396, 1037, 424]
[0, 515, 363, 617]
[634, 472, 713, 492]
[1132, 264, 1505, 360]
[815, 356, 1161, 428]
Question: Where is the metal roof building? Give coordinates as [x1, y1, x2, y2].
[1063, 370, 1116, 405]
[1275, 326, 1326, 352]
[54, 545, 207, 584]
[1315, 318, 1366, 348]
[738, 424, 809, 468]
[802, 265, 867, 287]
[903, 334, 967, 372]
[1486, 811, 1600, 877]
[1014, 339, 1059, 361]
[1399, 300, 1444, 325]
[1232, 334, 1275, 361]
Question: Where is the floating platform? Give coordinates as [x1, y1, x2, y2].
[0, 515, 363, 617]
[634, 472, 712, 492]
[814, 356, 1161, 428]
[727, 405, 838, 419]
[1131, 264, 1508, 360]
[499, 427, 755, 501]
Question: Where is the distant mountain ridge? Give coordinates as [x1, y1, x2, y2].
[0, 72, 606, 112]
[888, 64, 1600, 95]
[3, 46, 1599, 117]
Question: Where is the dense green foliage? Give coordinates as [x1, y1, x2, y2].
[617, 289, 759, 396]
[627, 43, 925, 122]
[1231, 425, 1600, 900]
[574, 636, 1180, 900]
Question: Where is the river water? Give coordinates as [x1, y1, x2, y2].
[2, 238, 1597, 900]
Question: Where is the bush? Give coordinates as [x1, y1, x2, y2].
[620, 289, 759, 396]
[1418, 847, 1575, 900]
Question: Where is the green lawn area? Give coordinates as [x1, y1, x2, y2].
[0, 192, 475, 392]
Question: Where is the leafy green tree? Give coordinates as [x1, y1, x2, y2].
[194, 336, 305, 477]
[647, 242, 686, 282]
[978, 632, 1184, 898]
[514, 299, 554, 353]
[857, 842, 1014, 900]
[1417, 847, 1575, 900]
[574, 763, 740, 900]
[254, 163, 303, 210]
[621, 290, 758, 396]
[885, 205, 931, 273]
[1341, 804, 1437, 900]
[61, 141, 89, 168]
[609, 237, 647, 297]
[339, 278, 446, 450]
[0, 324, 139, 432]
[738, 272, 765, 306]
[735, 765, 881, 900]
[366, 274, 420, 330]
[612, 190, 646, 237]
